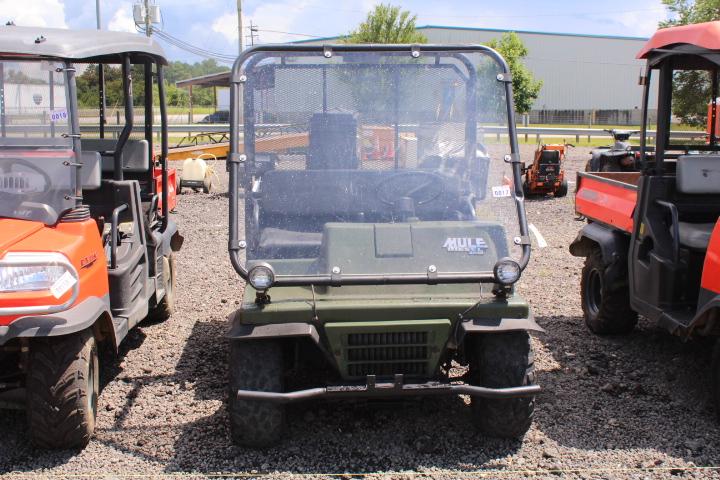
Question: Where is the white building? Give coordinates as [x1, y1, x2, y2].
[296, 25, 657, 123]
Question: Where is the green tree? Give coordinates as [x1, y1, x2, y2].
[659, 0, 720, 126]
[344, 4, 427, 44]
[76, 59, 229, 110]
[484, 32, 542, 115]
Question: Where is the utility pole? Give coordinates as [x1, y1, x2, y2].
[144, 0, 151, 37]
[237, 0, 243, 54]
[246, 20, 259, 47]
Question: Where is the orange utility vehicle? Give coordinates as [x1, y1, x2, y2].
[0, 26, 182, 448]
[570, 22, 720, 414]
[522, 143, 570, 197]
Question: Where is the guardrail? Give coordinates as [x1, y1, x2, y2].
[4, 123, 704, 142]
[77, 124, 704, 141]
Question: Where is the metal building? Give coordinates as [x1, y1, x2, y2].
[296, 25, 656, 122]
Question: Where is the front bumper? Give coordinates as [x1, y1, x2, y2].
[236, 373, 540, 404]
[0, 295, 110, 346]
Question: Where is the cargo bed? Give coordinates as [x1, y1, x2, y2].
[575, 172, 641, 233]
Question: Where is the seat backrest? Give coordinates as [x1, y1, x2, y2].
[82, 138, 150, 173]
[677, 155, 720, 194]
[308, 113, 359, 170]
[80, 151, 101, 190]
[539, 150, 560, 164]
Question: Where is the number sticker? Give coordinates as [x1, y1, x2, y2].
[50, 271, 77, 299]
[491, 185, 512, 198]
[49, 109, 68, 123]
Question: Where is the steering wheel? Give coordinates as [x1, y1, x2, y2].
[0, 158, 55, 215]
[0, 158, 53, 195]
[376, 171, 445, 207]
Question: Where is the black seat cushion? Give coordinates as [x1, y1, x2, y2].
[678, 222, 715, 250]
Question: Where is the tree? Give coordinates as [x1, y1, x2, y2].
[659, 0, 720, 126]
[344, 4, 427, 44]
[484, 32, 542, 115]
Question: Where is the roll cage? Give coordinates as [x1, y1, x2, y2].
[226, 44, 531, 287]
[0, 26, 171, 231]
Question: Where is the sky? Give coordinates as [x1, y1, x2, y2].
[0, 0, 672, 64]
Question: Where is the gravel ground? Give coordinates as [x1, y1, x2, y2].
[2, 146, 720, 479]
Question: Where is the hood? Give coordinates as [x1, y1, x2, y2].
[0, 219, 45, 258]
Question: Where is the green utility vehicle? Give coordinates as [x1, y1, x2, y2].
[225, 44, 541, 447]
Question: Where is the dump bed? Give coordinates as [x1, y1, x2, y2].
[575, 172, 641, 233]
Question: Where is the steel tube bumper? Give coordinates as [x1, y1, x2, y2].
[236, 375, 540, 404]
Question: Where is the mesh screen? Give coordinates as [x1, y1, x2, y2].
[237, 49, 522, 278]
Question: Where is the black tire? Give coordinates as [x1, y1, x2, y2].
[601, 160, 622, 172]
[26, 328, 99, 449]
[468, 331, 535, 439]
[581, 248, 638, 334]
[713, 340, 720, 421]
[228, 340, 285, 448]
[522, 180, 531, 197]
[150, 254, 176, 321]
[555, 178, 569, 197]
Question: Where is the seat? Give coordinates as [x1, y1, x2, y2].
[678, 222, 715, 251]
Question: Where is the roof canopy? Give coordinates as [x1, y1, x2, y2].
[0, 25, 167, 64]
[176, 71, 230, 88]
[637, 21, 720, 59]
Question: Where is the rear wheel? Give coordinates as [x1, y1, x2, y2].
[202, 176, 212, 194]
[228, 340, 286, 448]
[713, 340, 720, 421]
[26, 328, 99, 449]
[468, 331, 535, 439]
[581, 248, 637, 334]
[150, 254, 176, 321]
[555, 178, 569, 197]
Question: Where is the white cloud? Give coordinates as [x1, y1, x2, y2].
[210, 0, 369, 47]
[0, 0, 67, 28]
[108, 3, 137, 33]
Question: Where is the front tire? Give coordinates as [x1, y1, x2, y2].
[581, 248, 637, 334]
[228, 340, 286, 448]
[468, 331, 535, 439]
[26, 328, 99, 449]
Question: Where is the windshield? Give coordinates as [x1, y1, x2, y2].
[230, 47, 524, 284]
[0, 60, 76, 224]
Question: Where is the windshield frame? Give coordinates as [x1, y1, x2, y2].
[0, 57, 81, 225]
[227, 44, 531, 287]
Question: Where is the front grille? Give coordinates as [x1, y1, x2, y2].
[345, 331, 430, 377]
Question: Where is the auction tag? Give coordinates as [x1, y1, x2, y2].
[491, 185, 512, 198]
[49, 109, 68, 123]
[50, 271, 76, 299]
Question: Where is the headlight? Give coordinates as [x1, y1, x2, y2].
[493, 258, 521, 285]
[248, 263, 275, 291]
[0, 253, 77, 295]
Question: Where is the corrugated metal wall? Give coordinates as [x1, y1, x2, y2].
[299, 26, 659, 113]
[418, 27, 656, 111]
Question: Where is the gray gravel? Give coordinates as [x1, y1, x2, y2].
[2, 146, 720, 479]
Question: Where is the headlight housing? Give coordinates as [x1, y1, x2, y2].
[248, 263, 275, 291]
[0, 252, 77, 295]
[493, 258, 521, 285]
